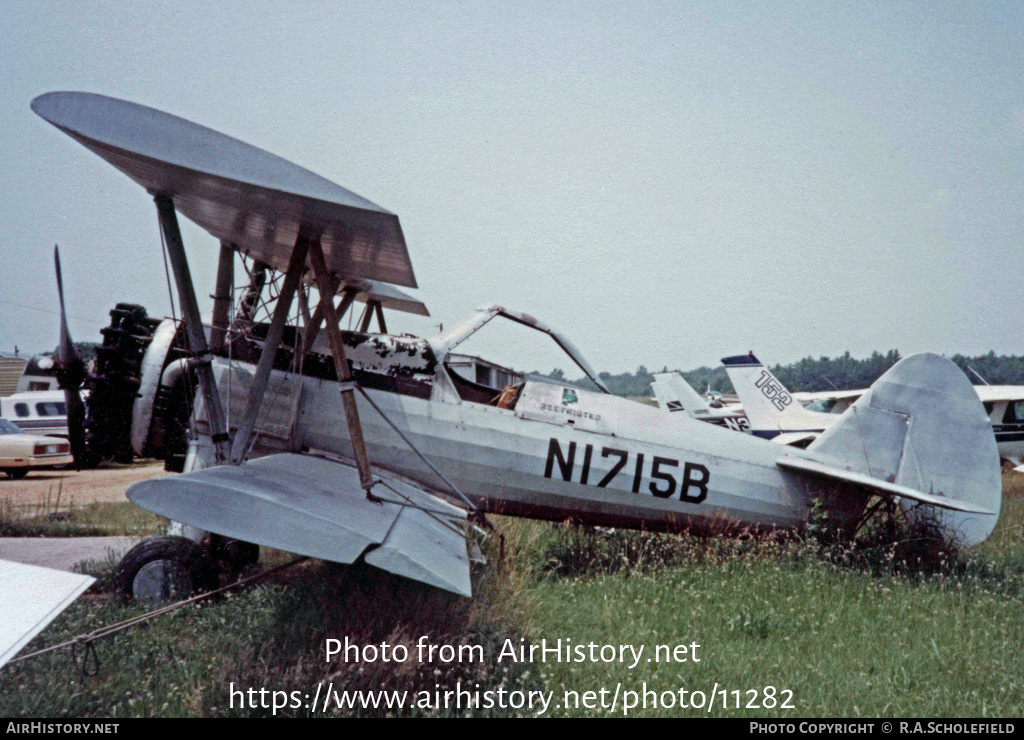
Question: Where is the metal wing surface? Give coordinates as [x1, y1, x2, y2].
[345, 279, 430, 316]
[32, 91, 416, 288]
[0, 560, 95, 670]
[776, 457, 996, 515]
[126, 454, 471, 596]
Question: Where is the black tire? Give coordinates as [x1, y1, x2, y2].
[113, 536, 218, 602]
[208, 535, 261, 573]
[5, 468, 29, 480]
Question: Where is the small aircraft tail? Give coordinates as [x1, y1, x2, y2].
[781, 353, 1001, 546]
[721, 352, 832, 438]
[651, 371, 714, 418]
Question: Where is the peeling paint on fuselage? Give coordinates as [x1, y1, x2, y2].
[340, 332, 435, 380]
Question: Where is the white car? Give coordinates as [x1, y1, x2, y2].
[0, 419, 73, 479]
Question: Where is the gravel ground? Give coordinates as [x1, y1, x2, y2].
[0, 461, 169, 509]
[0, 535, 139, 570]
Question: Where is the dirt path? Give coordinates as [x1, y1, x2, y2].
[0, 461, 169, 509]
[0, 536, 139, 570]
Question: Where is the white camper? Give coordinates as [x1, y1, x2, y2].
[0, 390, 72, 438]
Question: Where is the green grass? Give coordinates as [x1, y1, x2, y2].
[1, 549, 541, 717]
[0, 500, 168, 538]
[528, 541, 1024, 716]
[2, 476, 1023, 717]
[513, 476, 1024, 717]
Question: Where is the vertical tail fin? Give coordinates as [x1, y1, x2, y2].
[801, 353, 1000, 546]
[722, 352, 831, 436]
[652, 371, 714, 418]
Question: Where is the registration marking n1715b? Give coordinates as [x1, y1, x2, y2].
[543, 438, 709, 503]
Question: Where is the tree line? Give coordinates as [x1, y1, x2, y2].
[531, 350, 1024, 397]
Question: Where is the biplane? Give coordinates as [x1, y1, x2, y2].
[28, 91, 1002, 607]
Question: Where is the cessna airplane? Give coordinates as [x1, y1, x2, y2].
[729, 352, 1024, 469]
[721, 353, 834, 448]
[653, 361, 827, 448]
[650, 371, 750, 432]
[25, 91, 1002, 612]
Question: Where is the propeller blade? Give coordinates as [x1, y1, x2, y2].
[55, 246, 74, 362]
[53, 245, 89, 468]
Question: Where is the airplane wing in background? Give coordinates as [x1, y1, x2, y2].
[0, 561, 95, 670]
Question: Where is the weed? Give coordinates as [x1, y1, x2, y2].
[0, 500, 165, 538]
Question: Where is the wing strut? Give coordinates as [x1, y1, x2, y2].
[209, 241, 235, 354]
[359, 301, 386, 332]
[305, 242, 474, 506]
[229, 234, 311, 464]
[300, 280, 354, 357]
[306, 239, 375, 488]
[155, 195, 231, 464]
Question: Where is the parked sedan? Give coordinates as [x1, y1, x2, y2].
[0, 419, 73, 479]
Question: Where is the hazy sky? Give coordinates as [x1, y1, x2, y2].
[2, 1, 1023, 375]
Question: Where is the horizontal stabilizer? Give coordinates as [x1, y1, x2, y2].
[127, 454, 471, 596]
[0, 560, 95, 670]
[771, 432, 819, 447]
[777, 457, 996, 515]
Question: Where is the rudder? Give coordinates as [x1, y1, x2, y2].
[805, 353, 1000, 546]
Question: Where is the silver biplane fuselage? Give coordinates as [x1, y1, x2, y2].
[189, 309, 804, 537]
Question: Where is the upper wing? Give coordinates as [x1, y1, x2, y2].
[973, 385, 1024, 403]
[32, 92, 416, 288]
[127, 453, 471, 596]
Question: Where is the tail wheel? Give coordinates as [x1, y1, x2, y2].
[113, 536, 218, 602]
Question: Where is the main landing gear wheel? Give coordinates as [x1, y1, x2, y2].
[113, 536, 218, 602]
